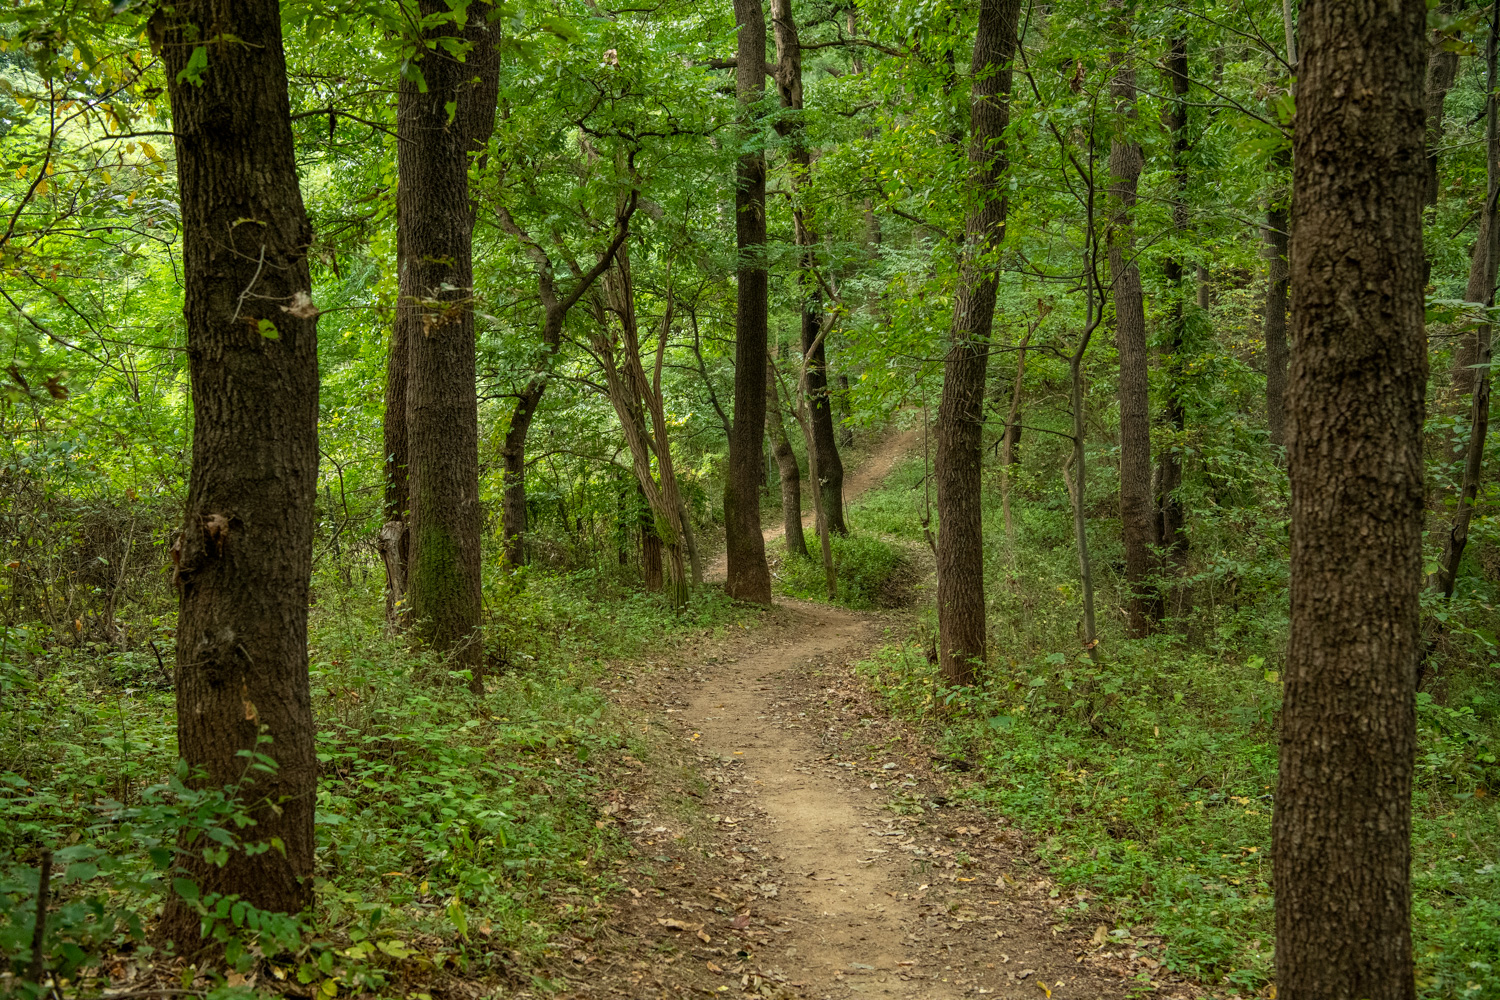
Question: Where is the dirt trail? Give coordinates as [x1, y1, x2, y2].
[704, 428, 920, 584]
[558, 433, 1201, 999]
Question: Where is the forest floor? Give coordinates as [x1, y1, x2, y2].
[530, 433, 1207, 1000]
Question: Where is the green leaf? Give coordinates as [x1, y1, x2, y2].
[172, 877, 200, 903]
[258, 319, 280, 340]
[177, 46, 210, 86]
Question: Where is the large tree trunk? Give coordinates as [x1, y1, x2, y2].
[767, 355, 809, 558]
[1424, 9, 1460, 216]
[1263, 200, 1291, 450]
[401, 0, 499, 681]
[500, 380, 543, 565]
[155, 0, 320, 946]
[1106, 41, 1154, 639]
[724, 0, 773, 604]
[771, 0, 847, 536]
[1155, 30, 1190, 589]
[934, 0, 1022, 686]
[1274, 0, 1428, 993]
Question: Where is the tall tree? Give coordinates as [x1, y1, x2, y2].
[1105, 28, 1154, 639]
[724, 0, 773, 604]
[1274, 0, 1428, 994]
[771, 0, 847, 534]
[1433, 0, 1500, 600]
[934, 0, 1023, 685]
[766, 353, 809, 558]
[396, 0, 500, 677]
[154, 0, 321, 944]
[1263, 184, 1290, 450]
[495, 200, 636, 567]
[1154, 29, 1191, 583]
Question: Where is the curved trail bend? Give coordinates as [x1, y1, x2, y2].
[561, 431, 1201, 1000]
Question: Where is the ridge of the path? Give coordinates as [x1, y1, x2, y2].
[553, 431, 1204, 1000]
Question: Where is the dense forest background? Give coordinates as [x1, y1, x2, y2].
[0, 0, 1496, 997]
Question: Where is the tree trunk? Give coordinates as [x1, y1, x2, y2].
[1274, 0, 1428, 992]
[1106, 42, 1155, 639]
[767, 355, 809, 558]
[1155, 29, 1190, 591]
[934, 0, 1022, 686]
[835, 372, 855, 448]
[1433, 2, 1500, 600]
[382, 221, 413, 620]
[495, 202, 636, 567]
[772, 0, 847, 537]
[401, 0, 499, 679]
[1455, 214, 1498, 394]
[1264, 200, 1291, 450]
[1424, 13, 1460, 216]
[724, 0, 773, 604]
[500, 380, 542, 565]
[155, 0, 320, 946]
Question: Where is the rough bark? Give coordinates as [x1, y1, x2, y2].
[1274, 0, 1428, 993]
[724, 0, 773, 604]
[1106, 44, 1154, 639]
[767, 355, 809, 558]
[495, 201, 636, 566]
[400, 0, 499, 678]
[1264, 200, 1291, 450]
[772, 0, 846, 535]
[934, 0, 1022, 685]
[155, 0, 320, 945]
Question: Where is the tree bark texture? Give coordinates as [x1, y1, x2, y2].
[934, 0, 1022, 686]
[399, 0, 499, 672]
[495, 202, 635, 566]
[156, 0, 320, 944]
[725, 0, 773, 604]
[1263, 201, 1291, 450]
[772, 0, 846, 536]
[1106, 47, 1154, 640]
[1155, 30, 1190, 581]
[1275, 0, 1427, 994]
[767, 355, 809, 558]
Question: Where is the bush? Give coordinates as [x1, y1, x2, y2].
[771, 532, 911, 609]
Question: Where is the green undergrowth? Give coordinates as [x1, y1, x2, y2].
[768, 531, 911, 609]
[840, 454, 1500, 998]
[0, 566, 750, 997]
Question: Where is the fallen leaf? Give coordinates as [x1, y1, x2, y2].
[697, 929, 711, 944]
[731, 913, 751, 930]
[1036, 981, 1052, 998]
[657, 918, 701, 932]
[707, 961, 723, 973]
[1090, 924, 1108, 946]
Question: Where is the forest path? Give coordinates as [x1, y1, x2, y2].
[703, 427, 921, 584]
[555, 436, 1202, 1000]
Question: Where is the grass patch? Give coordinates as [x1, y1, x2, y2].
[770, 532, 912, 609]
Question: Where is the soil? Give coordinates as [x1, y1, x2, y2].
[539, 432, 1207, 1000]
